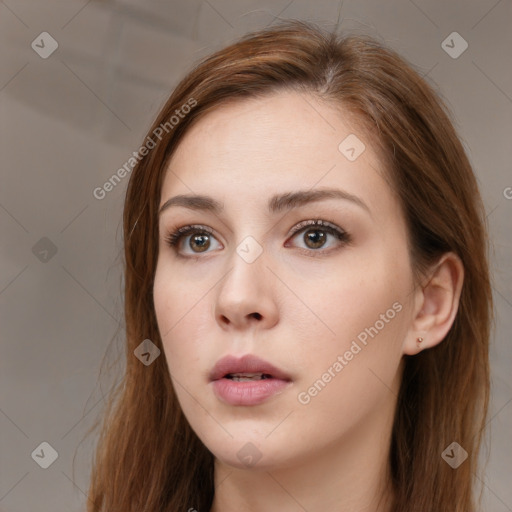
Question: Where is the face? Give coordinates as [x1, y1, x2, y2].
[153, 90, 417, 470]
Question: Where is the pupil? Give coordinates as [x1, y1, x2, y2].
[305, 229, 326, 248]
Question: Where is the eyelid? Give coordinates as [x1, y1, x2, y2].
[287, 219, 346, 237]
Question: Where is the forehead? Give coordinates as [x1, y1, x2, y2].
[160, 90, 395, 219]
[168, 91, 370, 168]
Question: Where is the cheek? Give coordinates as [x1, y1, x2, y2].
[296, 290, 405, 383]
[153, 265, 178, 339]
[153, 260, 223, 395]
[293, 252, 411, 383]
[291, 290, 408, 436]
[153, 262, 202, 367]
[153, 258, 206, 331]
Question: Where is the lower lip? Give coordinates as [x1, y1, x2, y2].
[211, 377, 292, 406]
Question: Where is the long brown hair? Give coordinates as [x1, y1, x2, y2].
[85, 20, 493, 511]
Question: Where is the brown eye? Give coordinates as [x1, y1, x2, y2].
[303, 229, 327, 249]
[189, 233, 211, 252]
[165, 224, 221, 256]
[287, 219, 351, 254]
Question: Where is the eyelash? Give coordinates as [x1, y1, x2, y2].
[164, 219, 352, 258]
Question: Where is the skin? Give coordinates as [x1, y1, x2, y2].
[153, 90, 464, 512]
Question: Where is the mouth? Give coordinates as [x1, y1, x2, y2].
[209, 354, 292, 383]
[224, 372, 274, 382]
[209, 354, 292, 406]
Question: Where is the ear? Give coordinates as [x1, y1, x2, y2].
[403, 252, 464, 355]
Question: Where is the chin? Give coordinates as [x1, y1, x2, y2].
[207, 436, 300, 472]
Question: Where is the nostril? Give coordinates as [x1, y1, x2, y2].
[250, 312, 262, 320]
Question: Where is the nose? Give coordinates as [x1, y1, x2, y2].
[214, 247, 279, 331]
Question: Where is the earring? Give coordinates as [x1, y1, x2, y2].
[416, 337, 424, 346]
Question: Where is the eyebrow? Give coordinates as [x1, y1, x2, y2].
[158, 188, 371, 217]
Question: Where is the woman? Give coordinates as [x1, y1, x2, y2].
[86, 20, 493, 512]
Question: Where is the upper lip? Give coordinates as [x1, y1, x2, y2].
[209, 354, 292, 382]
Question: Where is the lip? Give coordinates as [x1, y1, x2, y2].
[209, 354, 293, 406]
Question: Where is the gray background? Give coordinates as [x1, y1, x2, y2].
[0, 1, 511, 511]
